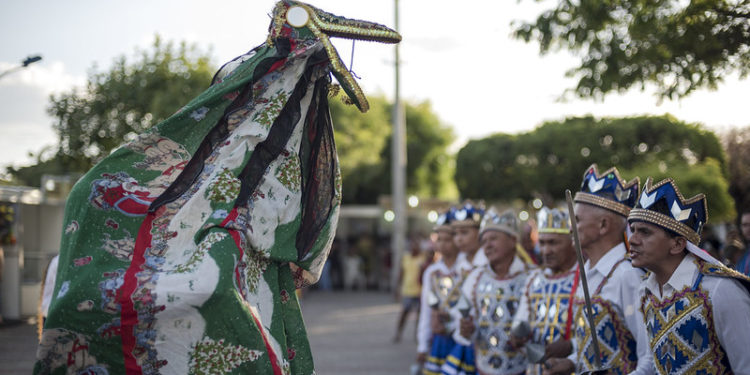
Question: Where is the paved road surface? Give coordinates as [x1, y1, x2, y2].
[0, 291, 418, 374]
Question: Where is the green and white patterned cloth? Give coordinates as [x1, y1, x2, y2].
[34, 4, 350, 375]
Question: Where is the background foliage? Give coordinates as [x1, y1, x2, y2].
[455, 115, 734, 221]
[513, 0, 750, 99]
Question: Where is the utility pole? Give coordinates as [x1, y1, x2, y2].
[391, 0, 407, 292]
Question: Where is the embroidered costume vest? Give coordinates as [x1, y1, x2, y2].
[471, 268, 528, 374]
[431, 267, 465, 332]
[640, 259, 736, 375]
[573, 258, 637, 375]
[423, 266, 465, 375]
[526, 269, 577, 345]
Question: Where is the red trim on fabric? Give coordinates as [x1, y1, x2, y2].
[623, 232, 630, 252]
[221, 209, 244, 299]
[119, 211, 156, 375]
[269, 58, 288, 73]
[220, 208, 282, 375]
[564, 267, 580, 340]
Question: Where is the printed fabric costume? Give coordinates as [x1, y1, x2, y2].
[34, 2, 400, 375]
[570, 164, 651, 375]
[420, 208, 473, 375]
[628, 178, 750, 374]
[514, 207, 578, 375]
[446, 208, 533, 375]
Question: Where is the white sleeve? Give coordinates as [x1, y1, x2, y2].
[417, 266, 435, 353]
[710, 278, 750, 374]
[619, 267, 655, 375]
[41, 255, 60, 316]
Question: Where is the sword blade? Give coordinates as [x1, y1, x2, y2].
[565, 189, 605, 370]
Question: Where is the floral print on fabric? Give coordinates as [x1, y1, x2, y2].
[35, 16, 341, 375]
[206, 168, 242, 204]
[188, 337, 263, 375]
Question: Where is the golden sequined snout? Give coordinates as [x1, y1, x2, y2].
[268, 1, 401, 113]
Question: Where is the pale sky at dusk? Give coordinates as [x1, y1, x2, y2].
[2, 0, 749, 172]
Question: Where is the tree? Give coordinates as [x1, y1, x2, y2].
[621, 158, 735, 222]
[724, 126, 750, 215]
[513, 0, 750, 100]
[6, 35, 215, 186]
[330, 94, 457, 204]
[455, 115, 734, 220]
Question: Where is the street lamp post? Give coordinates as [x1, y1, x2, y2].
[391, 0, 408, 292]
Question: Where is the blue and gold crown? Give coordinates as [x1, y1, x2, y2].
[628, 178, 707, 245]
[537, 207, 571, 234]
[479, 207, 518, 239]
[574, 164, 640, 217]
[433, 207, 456, 233]
[451, 201, 484, 228]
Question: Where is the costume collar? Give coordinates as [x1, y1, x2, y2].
[487, 255, 526, 279]
[587, 242, 627, 277]
[644, 253, 696, 299]
[543, 262, 578, 276]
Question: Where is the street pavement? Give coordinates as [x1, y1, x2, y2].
[0, 290, 418, 374]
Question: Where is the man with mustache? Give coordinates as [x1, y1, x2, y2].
[513, 207, 578, 375]
[628, 178, 750, 373]
[543, 165, 650, 375]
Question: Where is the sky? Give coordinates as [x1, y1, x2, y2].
[2, 0, 750, 172]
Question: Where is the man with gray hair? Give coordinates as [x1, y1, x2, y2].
[543, 165, 651, 375]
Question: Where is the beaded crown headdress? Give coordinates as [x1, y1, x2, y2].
[433, 207, 456, 233]
[451, 201, 484, 228]
[537, 207, 571, 234]
[479, 207, 518, 239]
[628, 178, 707, 245]
[574, 164, 640, 217]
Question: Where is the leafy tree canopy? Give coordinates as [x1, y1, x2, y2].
[723, 125, 750, 216]
[621, 157, 734, 222]
[456, 115, 733, 220]
[7, 35, 215, 185]
[330, 94, 457, 204]
[513, 0, 750, 100]
[6, 36, 457, 206]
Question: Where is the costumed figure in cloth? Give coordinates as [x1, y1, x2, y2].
[34, 2, 400, 374]
[512, 207, 578, 375]
[445, 208, 534, 375]
[628, 178, 750, 374]
[544, 165, 652, 375]
[419, 208, 473, 375]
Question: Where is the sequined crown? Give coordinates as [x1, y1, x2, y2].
[479, 207, 518, 239]
[574, 164, 640, 217]
[433, 207, 456, 233]
[628, 178, 707, 245]
[537, 207, 571, 234]
[451, 202, 484, 228]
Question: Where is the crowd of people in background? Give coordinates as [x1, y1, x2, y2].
[27, 162, 750, 374]
[380, 164, 750, 375]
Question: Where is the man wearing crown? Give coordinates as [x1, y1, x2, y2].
[628, 178, 750, 374]
[513, 207, 578, 375]
[445, 207, 534, 375]
[419, 208, 474, 374]
[544, 165, 651, 375]
[453, 202, 489, 270]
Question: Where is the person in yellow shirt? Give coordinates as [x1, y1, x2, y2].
[394, 236, 428, 342]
